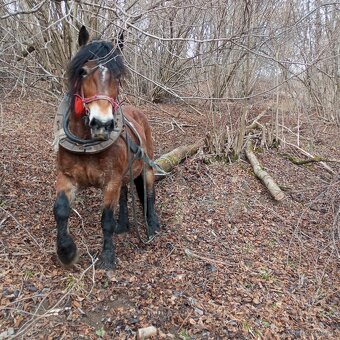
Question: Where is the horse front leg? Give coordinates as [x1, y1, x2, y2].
[54, 173, 77, 266]
[98, 179, 122, 270]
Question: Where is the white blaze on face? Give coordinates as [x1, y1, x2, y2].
[88, 101, 113, 124]
[100, 65, 108, 82]
[88, 65, 113, 126]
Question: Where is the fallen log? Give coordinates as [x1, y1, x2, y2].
[245, 140, 285, 201]
[154, 140, 204, 180]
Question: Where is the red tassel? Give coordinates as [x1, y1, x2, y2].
[74, 96, 85, 118]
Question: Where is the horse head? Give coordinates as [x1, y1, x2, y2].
[68, 26, 126, 140]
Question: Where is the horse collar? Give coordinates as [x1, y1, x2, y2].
[53, 94, 124, 154]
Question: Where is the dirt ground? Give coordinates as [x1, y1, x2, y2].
[0, 93, 339, 339]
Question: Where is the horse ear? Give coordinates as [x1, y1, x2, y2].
[78, 26, 90, 47]
[117, 31, 124, 52]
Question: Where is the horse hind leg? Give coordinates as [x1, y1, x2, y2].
[134, 175, 145, 209]
[98, 180, 122, 270]
[115, 185, 129, 234]
[99, 207, 116, 269]
[54, 175, 78, 266]
[134, 169, 160, 238]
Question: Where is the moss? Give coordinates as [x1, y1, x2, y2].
[287, 155, 325, 165]
[230, 151, 240, 162]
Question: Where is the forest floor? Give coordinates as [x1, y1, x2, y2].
[0, 93, 339, 339]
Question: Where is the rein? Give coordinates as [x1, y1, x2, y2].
[126, 131, 155, 244]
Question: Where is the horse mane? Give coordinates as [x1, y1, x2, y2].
[67, 40, 126, 94]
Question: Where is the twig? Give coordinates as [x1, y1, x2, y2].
[14, 258, 98, 338]
[0, 216, 9, 228]
[184, 248, 231, 270]
[172, 119, 185, 132]
[1, 0, 48, 19]
[165, 122, 175, 133]
[177, 311, 193, 334]
[73, 208, 97, 296]
[72, 208, 88, 236]
[0, 207, 46, 253]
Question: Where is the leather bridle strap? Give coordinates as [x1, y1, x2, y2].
[77, 93, 119, 112]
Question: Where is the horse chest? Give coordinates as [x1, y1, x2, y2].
[65, 163, 107, 188]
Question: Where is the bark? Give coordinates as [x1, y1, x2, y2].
[136, 326, 158, 339]
[245, 140, 285, 201]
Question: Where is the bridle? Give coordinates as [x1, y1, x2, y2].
[72, 62, 120, 118]
[63, 62, 121, 145]
[63, 91, 121, 146]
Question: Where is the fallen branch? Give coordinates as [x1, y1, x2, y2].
[287, 155, 340, 165]
[154, 140, 204, 180]
[281, 140, 335, 175]
[245, 140, 285, 201]
[246, 107, 270, 131]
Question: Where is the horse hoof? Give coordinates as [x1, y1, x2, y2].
[147, 215, 160, 237]
[115, 223, 129, 234]
[97, 251, 116, 270]
[57, 236, 78, 266]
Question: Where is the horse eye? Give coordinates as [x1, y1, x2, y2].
[79, 68, 87, 78]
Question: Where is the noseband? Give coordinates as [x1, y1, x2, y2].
[74, 92, 119, 119]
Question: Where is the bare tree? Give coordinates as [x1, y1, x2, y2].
[0, 0, 338, 126]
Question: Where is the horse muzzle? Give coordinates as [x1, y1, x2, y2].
[89, 118, 114, 140]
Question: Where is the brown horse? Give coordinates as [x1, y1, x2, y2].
[54, 26, 159, 270]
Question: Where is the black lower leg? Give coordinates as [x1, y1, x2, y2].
[134, 175, 145, 210]
[146, 189, 160, 237]
[54, 192, 77, 265]
[116, 185, 129, 234]
[135, 174, 160, 238]
[98, 207, 116, 269]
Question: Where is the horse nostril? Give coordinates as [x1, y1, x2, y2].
[89, 118, 99, 128]
[105, 119, 114, 131]
[89, 118, 114, 131]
